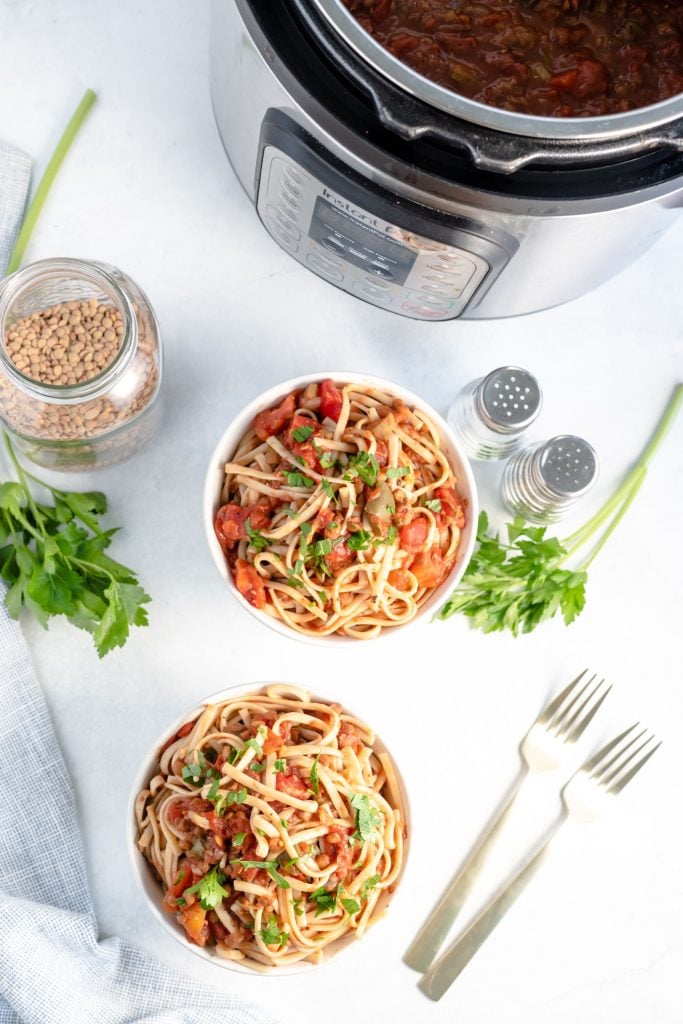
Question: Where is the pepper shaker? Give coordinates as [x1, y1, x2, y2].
[447, 366, 542, 460]
[501, 435, 599, 524]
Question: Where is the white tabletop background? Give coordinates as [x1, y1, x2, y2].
[1, 2, 682, 1022]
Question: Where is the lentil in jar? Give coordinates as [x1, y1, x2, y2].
[342, 0, 683, 117]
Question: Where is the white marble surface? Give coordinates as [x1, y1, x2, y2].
[1, 2, 682, 1022]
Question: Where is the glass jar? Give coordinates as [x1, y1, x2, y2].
[447, 366, 542, 461]
[0, 258, 162, 470]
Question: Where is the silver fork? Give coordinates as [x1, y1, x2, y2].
[419, 724, 661, 1001]
[404, 670, 610, 973]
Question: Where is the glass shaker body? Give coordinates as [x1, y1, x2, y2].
[501, 436, 599, 524]
[447, 367, 542, 461]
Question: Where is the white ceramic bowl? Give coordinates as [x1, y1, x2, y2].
[127, 681, 411, 975]
[203, 371, 478, 646]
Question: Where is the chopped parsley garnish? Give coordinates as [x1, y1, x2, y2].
[424, 498, 443, 513]
[386, 466, 410, 479]
[242, 735, 264, 758]
[273, 758, 286, 772]
[350, 793, 382, 842]
[287, 575, 304, 589]
[208, 783, 248, 816]
[286, 470, 314, 488]
[292, 898, 304, 917]
[182, 750, 218, 788]
[175, 897, 186, 907]
[311, 538, 334, 557]
[245, 518, 269, 552]
[344, 451, 379, 487]
[341, 896, 361, 915]
[360, 873, 381, 900]
[232, 859, 291, 889]
[292, 424, 314, 442]
[185, 867, 229, 910]
[260, 915, 289, 947]
[250, 762, 265, 773]
[321, 478, 336, 501]
[283, 507, 299, 518]
[232, 832, 247, 847]
[374, 525, 398, 546]
[310, 886, 338, 916]
[299, 522, 312, 557]
[347, 530, 372, 551]
[309, 753, 320, 795]
[319, 449, 338, 470]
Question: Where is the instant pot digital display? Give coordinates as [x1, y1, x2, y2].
[309, 196, 416, 284]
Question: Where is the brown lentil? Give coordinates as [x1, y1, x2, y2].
[5, 299, 124, 385]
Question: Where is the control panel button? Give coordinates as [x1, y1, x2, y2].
[360, 276, 390, 292]
[309, 242, 345, 270]
[266, 204, 302, 240]
[306, 253, 343, 282]
[365, 263, 394, 279]
[407, 291, 454, 311]
[401, 302, 453, 320]
[352, 281, 393, 305]
[320, 235, 347, 257]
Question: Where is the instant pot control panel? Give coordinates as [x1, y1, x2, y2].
[256, 112, 515, 321]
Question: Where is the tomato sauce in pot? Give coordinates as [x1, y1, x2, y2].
[342, 0, 683, 117]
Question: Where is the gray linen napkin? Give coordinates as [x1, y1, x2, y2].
[0, 142, 31, 275]
[0, 589, 279, 1024]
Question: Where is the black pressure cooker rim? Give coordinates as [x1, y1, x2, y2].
[243, 0, 683, 198]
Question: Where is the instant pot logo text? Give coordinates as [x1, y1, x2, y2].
[322, 189, 386, 231]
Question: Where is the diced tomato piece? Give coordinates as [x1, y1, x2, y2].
[399, 517, 429, 554]
[388, 568, 412, 592]
[214, 503, 270, 552]
[573, 59, 608, 99]
[276, 768, 310, 799]
[433, 486, 466, 530]
[326, 826, 352, 885]
[178, 902, 209, 946]
[162, 858, 193, 912]
[409, 547, 453, 590]
[325, 538, 354, 573]
[253, 391, 297, 441]
[549, 69, 579, 92]
[233, 558, 266, 609]
[319, 379, 343, 422]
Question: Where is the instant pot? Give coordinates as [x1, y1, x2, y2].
[210, 0, 683, 320]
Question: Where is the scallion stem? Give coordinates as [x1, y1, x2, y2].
[6, 88, 97, 275]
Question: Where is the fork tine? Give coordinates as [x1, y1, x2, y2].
[608, 740, 661, 794]
[592, 727, 648, 782]
[600, 734, 657, 789]
[542, 670, 593, 729]
[582, 723, 639, 775]
[562, 681, 611, 742]
[537, 669, 588, 725]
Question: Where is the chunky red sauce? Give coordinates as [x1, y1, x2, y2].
[343, 0, 683, 117]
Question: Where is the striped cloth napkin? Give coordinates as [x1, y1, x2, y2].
[0, 142, 31, 275]
[0, 144, 276, 1023]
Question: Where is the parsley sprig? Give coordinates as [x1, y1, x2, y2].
[185, 867, 229, 910]
[0, 434, 150, 657]
[438, 385, 683, 636]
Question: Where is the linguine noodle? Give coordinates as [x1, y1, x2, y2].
[135, 684, 406, 969]
[214, 379, 466, 639]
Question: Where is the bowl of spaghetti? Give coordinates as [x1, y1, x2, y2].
[130, 682, 409, 973]
[203, 372, 477, 642]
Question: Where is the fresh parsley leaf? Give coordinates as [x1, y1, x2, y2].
[347, 530, 372, 551]
[319, 450, 338, 470]
[321, 478, 336, 501]
[360, 873, 381, 900]
[245, 519, 269, 552]
[386, 466, 410, 479]
[285, 470, 314, 489]
[292, 897, 304, 917]
[232, 859, 291, 889]
[292, 425, 314, 442]
[424, 498, 442, 513]
[350, 793, 382, 842]
[242, 736, 264, 758]
[185, 867, 229, 910]
[273, 758, 286, 772]
[311, 538, 334, 557]
[232, 832, 247, 847]
[345, 451, 379, 487]
[309, 754, 320, 795]
[182, 751, 218, 788]
[310, 886, 337, 916]
[374, 525, 397, 546]
[260, 915, 289, 947]
[341, 896, 361, 915]
[250, 761, 265, 773]
[175, 897, 186, 907]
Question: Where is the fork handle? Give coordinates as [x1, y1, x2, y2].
[418, 820, 565, 1002]
[403, 771, 527, 974]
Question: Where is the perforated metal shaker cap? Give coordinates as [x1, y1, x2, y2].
[475, 366, 542, 434]
[537, 435, 598, 497]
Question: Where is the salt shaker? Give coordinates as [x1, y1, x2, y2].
[501, 435, 599, 524]
[447, 366, 542, 460]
